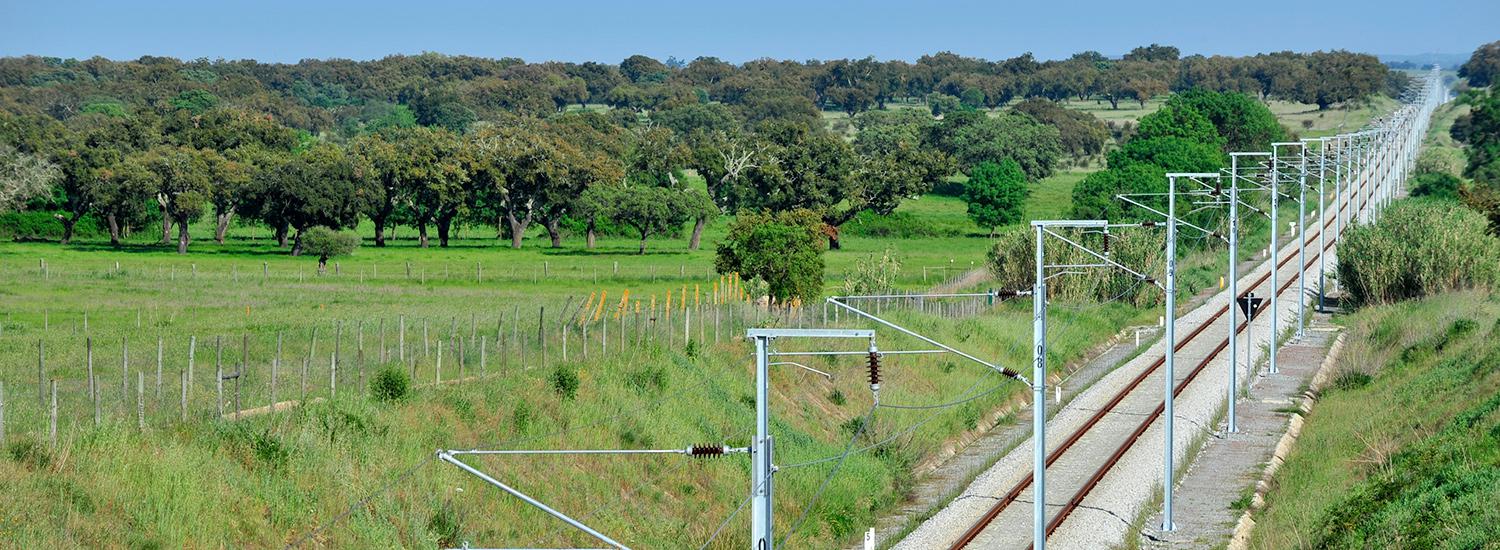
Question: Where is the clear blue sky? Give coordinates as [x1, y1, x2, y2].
[1, 0, 1494, 64]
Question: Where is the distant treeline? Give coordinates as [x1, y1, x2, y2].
[0, 45, 1399, 135]
[0, 45, 1403, 255]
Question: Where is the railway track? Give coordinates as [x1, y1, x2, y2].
[946, 176, 1380, 549]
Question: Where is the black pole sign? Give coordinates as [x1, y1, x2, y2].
[1236, 293, 1265, 320]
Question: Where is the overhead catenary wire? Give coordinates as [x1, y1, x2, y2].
[777, 401, 878, 548]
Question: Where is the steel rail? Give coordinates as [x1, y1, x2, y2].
[948, 163, 1373, 549]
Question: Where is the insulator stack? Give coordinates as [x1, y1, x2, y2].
[867, 351, 881, 389]
[1102, 231, 1111, 256]
[1141, 220, 1158, 228]
[689, 445, 726, 458]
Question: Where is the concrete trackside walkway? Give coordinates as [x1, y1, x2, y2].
[1138, 313, 1341, 548]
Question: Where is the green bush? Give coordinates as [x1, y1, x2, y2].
[0, 211, 102, 240]
[299, 226, 359, 271]
[1336, 199, 1500, 307]
[1409, 172, 1463, 200]
[369, 366, 410, 402]
[549, 364, 580, 400]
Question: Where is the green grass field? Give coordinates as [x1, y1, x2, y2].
[1248, 291, 1500, 548]
[0, 91, 1406, 548]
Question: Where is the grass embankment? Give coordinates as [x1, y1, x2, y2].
[1249, 291, 1500, 548]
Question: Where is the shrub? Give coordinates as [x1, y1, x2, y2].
[1337, 200, 1500, 307]
[840, 248, 902, 295]
[369, 367, 410, 402]
[299, 226, 359, 272]
[987, 224, 1164, 306]
[1409, 172, 1463, 200]
[549, 364, 580, 400]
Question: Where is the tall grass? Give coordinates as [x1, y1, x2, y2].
[1336, 199, 1500, 307]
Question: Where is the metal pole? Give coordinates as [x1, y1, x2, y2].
[1316, 139, 1327, 313]
[1227, 157, 1240, 434]
[1162, 175, 1178, 532]
[1269, 147, 1280, 376]
[1031, 224, 1048, 549]
[436, 452, 629, 550]
[1296, 143, 1307, 340]
[752, 335, 774, 550]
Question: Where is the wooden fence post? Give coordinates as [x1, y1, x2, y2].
[87, 337, 98, 425]
[156, 335, 163, 400]
[137, 371, 144, 431]
[215, 355, 224, 417]
[188, 335, 196, 387]
[300, 357, 309, 404]
[49, 379, 57, 447]
[121, 338, 129, 409]
[329, 352, 337, 399]
[479, 336, 487, 376]
[273, 332, 282, 409]
[180, 371, 187, 422]
[436, 343, 442, 384]
[0, 381, 5, 446]
[399, 315, 406, 362]
[37, 339, 45, 406]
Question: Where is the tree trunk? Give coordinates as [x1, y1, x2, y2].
[373, 216, 387, 247]
[175, 220, 190, 254]
[638, 233, 648, 255]
[417, 222, 429, 248]
[106, 213, 121, 246]
[214, 212, 231, 244]
[275, 223, 289, 248]
[1108, 96, 1120, 110]
[436, 216, 453, 248]
[689, 216, 707, 250]
[318, 257, 328, 274]
[58, 212, 81, 244]
[545, 218, 562, 248]
[160, 210, 172, 245]
[506, 212, 527, 249]
[586, 224, 597, 249]
[290, 228, 304, 256]
[496, 216, 505, 239]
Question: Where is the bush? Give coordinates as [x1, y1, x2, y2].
[0, 211, 102, 240]
[987, 224, 1164, 307]
[840, 248, 902, 295]
[1409, 172, 1463, 200]
[369, 367, 410, 402]
[549, 364, 580, 400]
[299, 226, 359, 271]
[1337, 200, 1500, 307]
